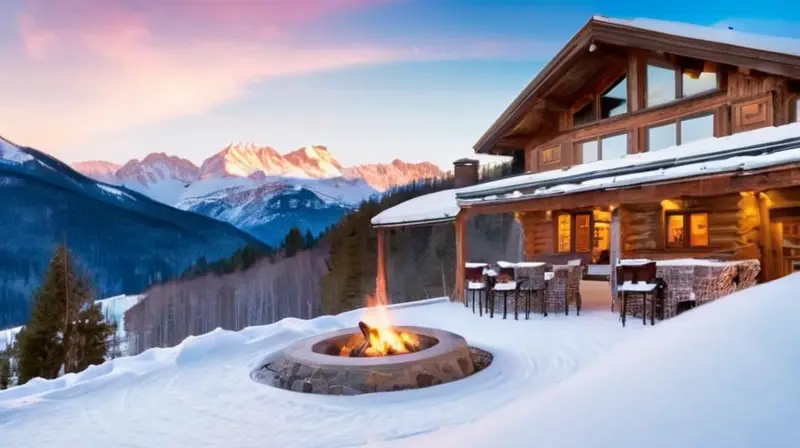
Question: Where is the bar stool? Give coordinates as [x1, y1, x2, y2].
[493, 263, 517, 320]
[464, 263, 488, 315]
[615, 262, 661, 327]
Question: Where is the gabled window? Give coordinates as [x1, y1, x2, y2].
[646, 61, 718, 108]
[572, 75, 628, 127]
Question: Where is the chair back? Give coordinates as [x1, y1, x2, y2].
[497, 266, 515, 282]
[516, 265, 549, 290]
[465, 266, 484, 282]
[615, 262, 657, 286]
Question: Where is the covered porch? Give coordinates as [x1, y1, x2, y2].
[453, 123, 800, 321]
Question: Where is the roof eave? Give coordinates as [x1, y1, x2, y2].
[472, 18, 597, 155]
[371, 216, 457, 229]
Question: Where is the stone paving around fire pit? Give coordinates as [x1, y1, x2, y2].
[253, 326, 489, 395]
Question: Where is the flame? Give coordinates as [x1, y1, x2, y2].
[339, 292, 420, 357]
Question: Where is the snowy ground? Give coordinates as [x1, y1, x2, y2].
[1, 276, 798, 447]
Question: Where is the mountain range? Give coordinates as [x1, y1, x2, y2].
[72, 144, 443, 244]
[0, 136, 266, 329]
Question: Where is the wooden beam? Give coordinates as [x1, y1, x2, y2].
[376, 227, 387, 301]
[461, 165, 800, 217]
[454, 212, 466, 303]
[757, 192, 774, 281]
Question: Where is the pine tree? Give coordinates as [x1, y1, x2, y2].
[71, 304, 114, 372]
[0, 349, 10, 390]
[281, 228, 305, 258]
[16, 243, 100, 383]
[304, 230, 316, 250]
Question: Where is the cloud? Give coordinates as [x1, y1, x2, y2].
[1, 0, 549, 157]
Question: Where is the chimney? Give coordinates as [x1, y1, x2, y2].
[453, 158, 479, 188]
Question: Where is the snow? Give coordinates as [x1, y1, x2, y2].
[0, 326, 22, 352]
[97, 183, 137, 201]
[404, 273, 800, 448]
[459, 123, 800, 204]
[371, 188, 460, 227]
[2, 274, 799, 447]
[595, 16, 800, 57]
[0, 136, 33, 164]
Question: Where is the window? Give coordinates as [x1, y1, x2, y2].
[557, 214, 571, 253]
[647, 113, 714, 152]
[575, 133, 629, 162]
[556, 213, 592, 253]
[680, 114, 715, 145]
[646, 62, 718, 108]
[682, 72, 717, 97]
[572, 75, 628, 126]
[666, 212, 709, 248]
[648, 122, 677, 152]
[647, 65, 676, 107]
[793, 98, 800, 123]
[540, 145, 561, 165]
[575, 215, 591, 253]
[600, 76, 628, 119]
[573, 100, 597, 127]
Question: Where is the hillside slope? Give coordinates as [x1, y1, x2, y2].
[0, 137, 266, 328]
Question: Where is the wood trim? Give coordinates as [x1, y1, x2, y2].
[376, 228, 387, 300]
[731, 92, 774, 133]
[591, 25, 800, 80]
[461, 165, 800, 217]
[758, 193, 774, 280]
[540, 144, 562, 166]
[565, 91, 727, 143]
[454, 213, 466, 302]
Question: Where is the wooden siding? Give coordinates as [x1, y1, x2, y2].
[617, 194, 763, 261]
[520, 56, 797, 172]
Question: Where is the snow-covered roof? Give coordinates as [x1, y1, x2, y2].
[371, 188, 460, 228]
[459, 123, 800, 205]
[595, 16, 800, 58]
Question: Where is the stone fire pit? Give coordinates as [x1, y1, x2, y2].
[251, 325, 492, 395]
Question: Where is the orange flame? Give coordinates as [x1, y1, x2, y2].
[340, 291, 420, 357]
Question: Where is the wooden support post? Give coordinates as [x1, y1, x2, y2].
[455, 213, 467, 302]
[757, 192, 774, 281]
[376, 227, 388, 301]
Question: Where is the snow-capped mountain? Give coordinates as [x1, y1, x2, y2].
[342, 159, 443, 192]
[69, 160, 121, 183]
[0, 135, 266, 329]
[72, 144, 443, 245]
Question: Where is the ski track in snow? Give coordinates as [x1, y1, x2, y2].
[0, 299, 644, 448]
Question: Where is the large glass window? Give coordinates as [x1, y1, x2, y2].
[573, 100, 596, 127]
[579, 140, 599, 163]
[648, 122, 677, 152]
[600, 134, 627, 160]
[647, 113, 714, 152]
[646, 61, 718, 109]
[682, 72, 717, 97]
[600, 76, 628, 119]
[647, 65, 677, 107]
[680, 114, 715, 145]
[576, 133, 629, 163]
[666, 212, 709, 248]
[572, 75, 627, 126]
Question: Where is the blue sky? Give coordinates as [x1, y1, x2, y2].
[1, 0, 798, 169]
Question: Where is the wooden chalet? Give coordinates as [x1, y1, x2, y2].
[372, 16, 800, 303]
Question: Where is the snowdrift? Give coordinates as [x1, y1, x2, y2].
[406, 273, 800, 447]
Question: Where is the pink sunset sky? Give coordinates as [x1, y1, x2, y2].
[0, 0, 797, 168]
